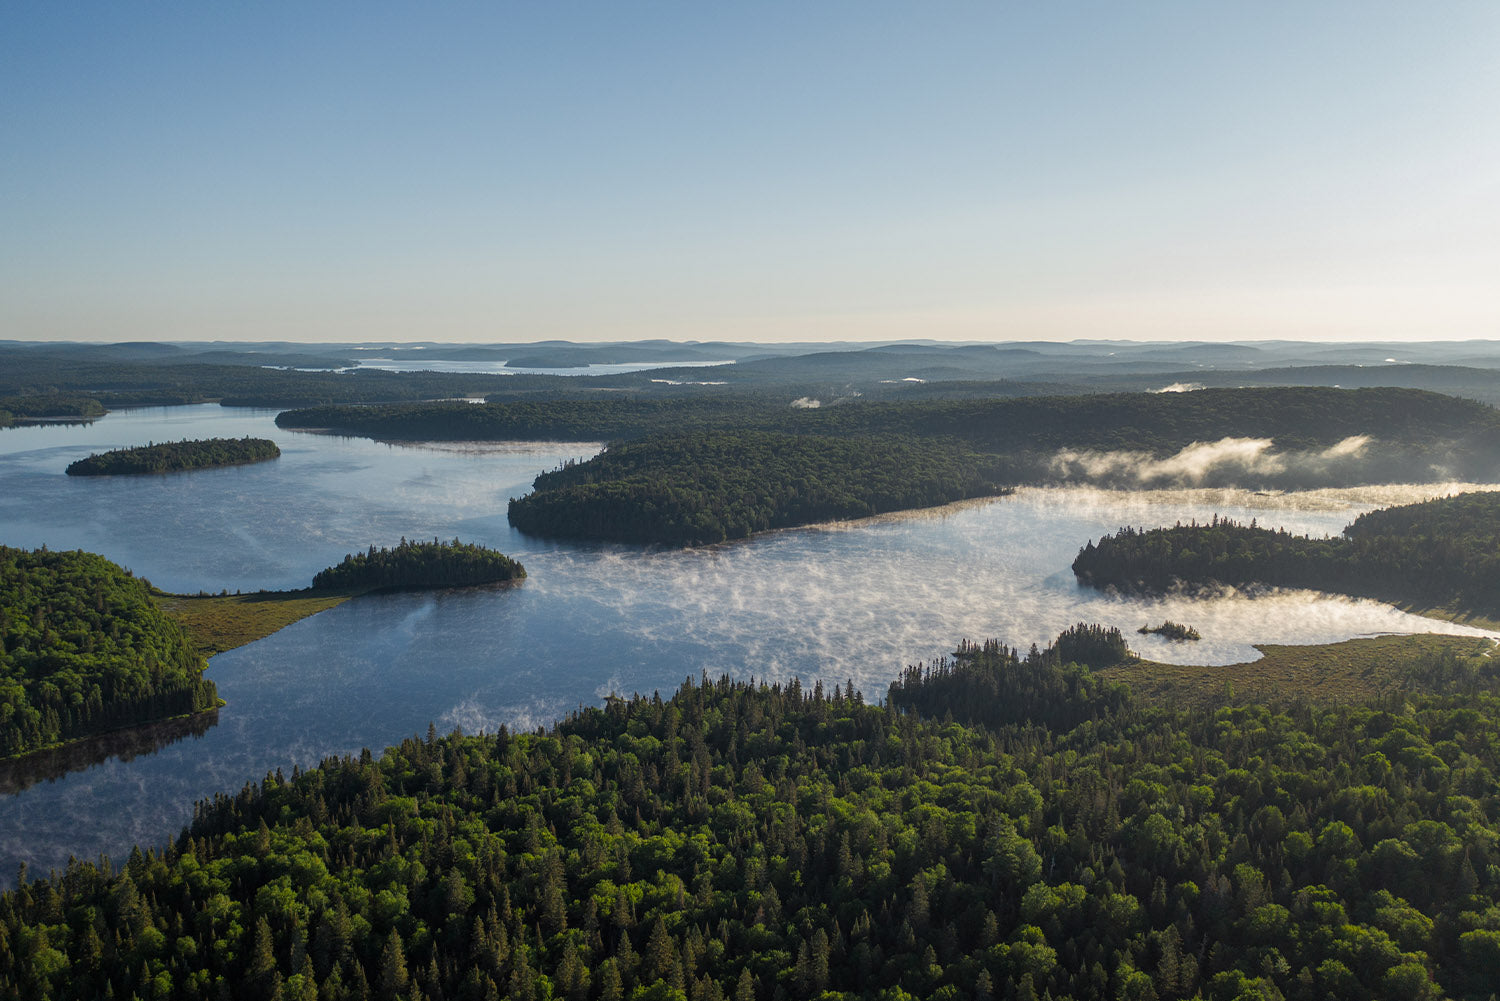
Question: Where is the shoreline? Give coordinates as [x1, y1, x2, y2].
[1106, 632, 1498, 707]
[0, 702, 224, 771]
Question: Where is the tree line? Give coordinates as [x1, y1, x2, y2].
[277, 387, 1500, 459]
[66, 438, 281, 476]
[5, 636, 1500, 999]
[1071, 491, 1500, 616]
[0, 547, 219, 759]
[0, 395, 107, 428]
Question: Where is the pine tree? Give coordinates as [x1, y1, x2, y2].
[248, 916, 279, 993]
[378, 928, 409, 1001]
[598, 959, 623, 1001]
[643, 915, 676, 985]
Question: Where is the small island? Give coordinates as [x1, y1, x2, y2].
[1138, 620, 1201, 641]
[312, 537, 526, 591]
[66, 437, 281, 476]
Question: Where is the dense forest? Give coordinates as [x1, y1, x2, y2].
[277, 387, 1500, 457]
[0, 395, 107, 427]
[5, 634, 1500, 1000]
[1071, 491, 1500, 617]
[507, 432, 1008, 546]
[311, 540, 526, 592]
[66, 438, 281, 476]
[492, 387, 1500, 545]
[0, 547, 219, 759]
[276, 399, 771, 442]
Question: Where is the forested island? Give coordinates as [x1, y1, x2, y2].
[1072, 491, 1500, 619]
[0, 547, 219, 759]
[312, 539, 526, 591]
[5, 628, 1500, 1000]
[66, 438, 281, 476]
[508, 432, 1009, 545]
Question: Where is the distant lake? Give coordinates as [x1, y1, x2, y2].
[292, 358, 736, 376]
[1, 405, 1494, 881]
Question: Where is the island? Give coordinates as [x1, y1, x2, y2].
[5, 622, 1500, 1000]
[0, 546, 220, 760]
[65, 437, 281, 476]
[311, 537, 526, 591]
[1072, 491, 1500, 623]
[1138, 620, 1201, 641]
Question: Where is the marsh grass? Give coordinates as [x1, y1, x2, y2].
[1104, 632, 1499, 708]
[156, 589, 356, 657]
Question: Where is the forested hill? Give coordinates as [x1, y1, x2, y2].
[6, 648, 1500, 999]
[300, 387, 1500, 547]
[508, 431, 1009, 546]
[66, 438, 280, 476]
[277, 386, 1500, 457]
[0, 547, 219, 759]
[1072, 491, 1500, 617]
[311, 539, 525, 591]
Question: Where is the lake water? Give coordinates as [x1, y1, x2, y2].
[1, 405, 1495, 881]
[349, 358, 734, 377]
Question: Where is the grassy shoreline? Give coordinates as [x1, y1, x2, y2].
[155, 588, 360, 657]
[1104, 632, 1497, 707]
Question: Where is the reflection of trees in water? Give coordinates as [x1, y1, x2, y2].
[0, 709, 219, 795]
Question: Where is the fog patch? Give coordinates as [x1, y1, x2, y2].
[1047, 435, 1383, 489]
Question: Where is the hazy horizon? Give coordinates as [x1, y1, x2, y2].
[4, 3, 1497, 345]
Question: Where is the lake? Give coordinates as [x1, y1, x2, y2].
[1, 404, 1494, 881]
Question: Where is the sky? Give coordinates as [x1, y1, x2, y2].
[2, 3, 1497, 345]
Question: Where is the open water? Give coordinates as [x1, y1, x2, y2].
[0, 405, 1495, 880]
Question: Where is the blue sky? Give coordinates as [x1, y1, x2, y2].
[2, 3, 1497, 343]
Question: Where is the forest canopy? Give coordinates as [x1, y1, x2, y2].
[0, 547, 218, 759]
[311, 539, 525, 592]
[65, 438, 280, 476]
[276, 387, 1500, 461]
[507, 431, 1010, 546]
[4, 633, 1500, 1000]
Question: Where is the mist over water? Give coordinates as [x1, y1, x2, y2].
[0, 407, 1495, 880]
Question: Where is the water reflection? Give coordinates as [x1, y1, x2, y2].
[0, 711, 219, 796]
